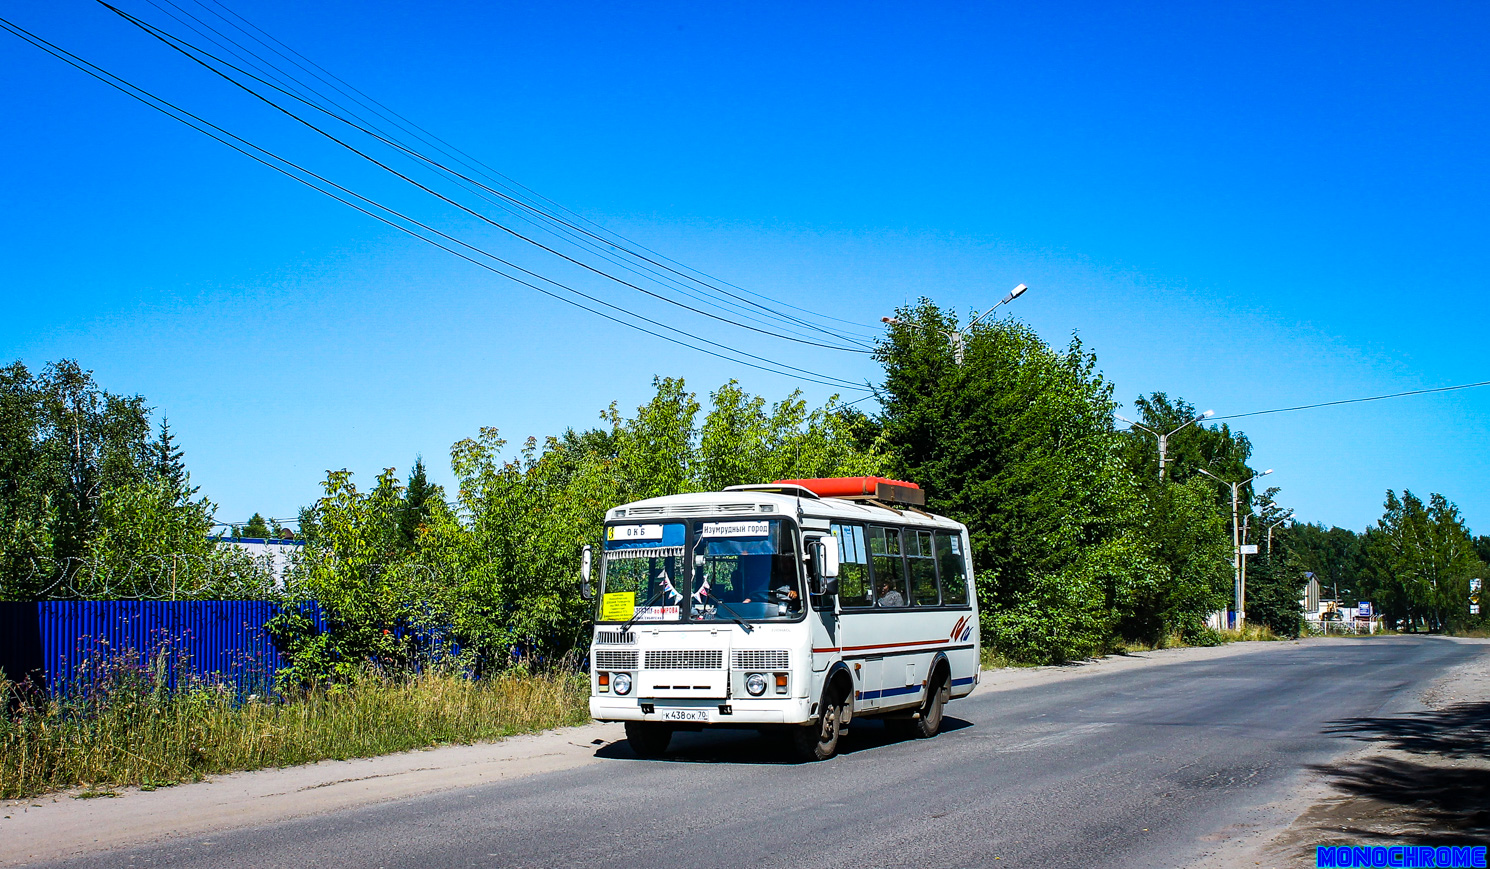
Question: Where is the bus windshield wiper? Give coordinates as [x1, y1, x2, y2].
[701, 589, 754, 634]
[619, 585, 670, 634]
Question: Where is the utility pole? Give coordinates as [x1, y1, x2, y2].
[1198, 467, 1273, 627]
[1233, 512, 1245, 623]
[1115, 409, 1214, 481]
[882, 284, 1029, 365]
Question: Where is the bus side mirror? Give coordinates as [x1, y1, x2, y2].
[807, 539, 840, 596]
[580, 544, 594, 600]
[821, 536, 840, 579]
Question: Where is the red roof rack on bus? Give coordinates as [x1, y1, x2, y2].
[771, 476, 926, 507]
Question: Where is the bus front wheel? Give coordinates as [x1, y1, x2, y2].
[625, 722, 673, 757]
[793, 684, 848, 761]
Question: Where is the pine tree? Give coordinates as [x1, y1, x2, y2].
[241, 513, 270, 539]
[399, 457, 440, 548]
[153, 417, 195, 497]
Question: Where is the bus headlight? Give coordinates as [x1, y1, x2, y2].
[613, 672, 633, 696]
[745, 673, 768, 696]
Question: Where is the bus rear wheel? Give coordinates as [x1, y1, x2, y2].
[889, 670, 950, 740]
[793, 685, 848, 761]
[624, 722, 673, 757]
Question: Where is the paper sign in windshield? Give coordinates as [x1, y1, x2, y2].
[700, 521, 770, 538]
[607, 524, 663, 542]
[632, 606, 679, 621]
[600, 591, 636, 621]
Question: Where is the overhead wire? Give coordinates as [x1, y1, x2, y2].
[138, 0, 874, 351]
[1211, 380, 1490, 421]
[0, 16, 869, 391]
[105, 1, 878, 353]
[188, 0, 883, 342]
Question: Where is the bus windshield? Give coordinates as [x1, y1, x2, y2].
[599, 522, 686, 623]
[689, 518, 802, 622]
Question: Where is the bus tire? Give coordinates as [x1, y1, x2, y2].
[793, 683, 848, 761]
[625, 722, 673, 757]
[891, 666, 950, 740]
[914, 670, 951, 738]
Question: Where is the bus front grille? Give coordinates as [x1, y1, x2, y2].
[731, 650, 789, 670]
[644, 649, 724, 670]
[593, 650, 639, 670]
[595, 631, 636, 645]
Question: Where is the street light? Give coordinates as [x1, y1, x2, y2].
[1265, 514, 1292, 553]
[1197, 467, 1273, 627]
[1114, 409, 1214, 482]
[881, 284, 1029, 365]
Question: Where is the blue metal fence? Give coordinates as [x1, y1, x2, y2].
[1, 601, 326, 697]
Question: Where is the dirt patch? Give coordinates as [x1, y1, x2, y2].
[1208, 637, 1490, 868]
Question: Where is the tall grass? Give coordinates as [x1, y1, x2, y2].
[1216, 623, 1283, 642]
[0, 665, 589, 800]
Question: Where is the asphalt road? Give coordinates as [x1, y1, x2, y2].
[31, 637, 1481, 869]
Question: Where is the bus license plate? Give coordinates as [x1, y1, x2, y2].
[659, 709, 709, 722]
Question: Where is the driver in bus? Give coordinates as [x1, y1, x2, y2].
[877, 579, 905, 608]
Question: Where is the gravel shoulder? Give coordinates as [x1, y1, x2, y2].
[0, 639, 1279, 866]
[1203, 635, 1490, 868]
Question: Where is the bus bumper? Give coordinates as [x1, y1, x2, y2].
[590, 696, 814, 726]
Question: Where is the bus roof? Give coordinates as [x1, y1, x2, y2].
[605, 489, 966, 532]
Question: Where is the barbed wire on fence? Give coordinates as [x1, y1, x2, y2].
[6, 549, 285, 601]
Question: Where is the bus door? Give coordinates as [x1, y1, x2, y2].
[807, 531, 840, 681]
[830, 523, 882, 709]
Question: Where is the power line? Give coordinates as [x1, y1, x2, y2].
[0, 16, 869, 392]
[1211, 379, 1490, 421]
[189, 0, 883, 342]
[100, 1, 877, 354]
[142, 0, 880, 351]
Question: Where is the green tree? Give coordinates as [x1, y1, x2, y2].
[398, 456, 442, 548]
[0, 360, 168, 598]
[1240, 546, 1307, 637]
[1285, 522, 1367, 603]
[153, 417, 192, 497]
[876, 299, 1155, 662]
[239, 513, 271, 539]
[1363, 490, 1483, 632]
[274, 468, 417, 683]
[1121, 477, 1233, 643]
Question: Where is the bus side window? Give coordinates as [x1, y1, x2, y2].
[935, 531, 969, 606]
[868, 526, 908, 607]
[831, 523, 872, 607]
[908, 529, 939, 606]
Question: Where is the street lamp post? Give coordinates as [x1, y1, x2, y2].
[882, 284, 1029, 365]
[1114, 409, 1215, 481]
[1266, 516, 1290, 553]
[1197, 467, 1274, 627]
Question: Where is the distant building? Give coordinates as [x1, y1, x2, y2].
[1300, 574, 1321, 617]
[211, 536, 304, 587]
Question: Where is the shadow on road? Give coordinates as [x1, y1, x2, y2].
[596, 716, 973, 765]
[1314, 700, 1490, 837]
[1325, 700, 1490, 759]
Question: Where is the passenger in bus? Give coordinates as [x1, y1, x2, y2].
[876, 579, 905, 608]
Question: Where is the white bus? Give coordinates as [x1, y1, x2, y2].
[582, 476, 980, 760]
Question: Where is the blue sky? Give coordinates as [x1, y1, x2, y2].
[3, 0, 1487, 534]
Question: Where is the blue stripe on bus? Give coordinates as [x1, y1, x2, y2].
[951, 676, 976, 687]
[857, 684, 923, 700]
